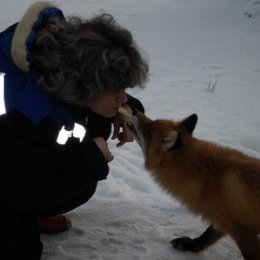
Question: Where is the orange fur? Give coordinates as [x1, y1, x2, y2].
[128, 112, 260, 260]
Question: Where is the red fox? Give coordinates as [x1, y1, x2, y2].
[126, 112, 260, 260]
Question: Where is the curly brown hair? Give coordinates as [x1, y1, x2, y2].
[30, 13, 149, 107]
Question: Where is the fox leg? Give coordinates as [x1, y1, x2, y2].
[171, 225, 224, 252]
[230, 227, 260, 260]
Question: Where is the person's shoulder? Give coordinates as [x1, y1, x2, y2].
[0, 23, 18, 38]
[0, 23, 24, 75]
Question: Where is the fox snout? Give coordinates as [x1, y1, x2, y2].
[126, 120, 138, 137]
[126, 113, 144, 149]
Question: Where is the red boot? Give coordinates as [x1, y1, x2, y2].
[38, 215, 72, 234]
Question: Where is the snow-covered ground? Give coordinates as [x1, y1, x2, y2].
[0, 0, 260, 259]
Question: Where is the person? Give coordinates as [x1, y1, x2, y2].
[0, 1, 148, 259]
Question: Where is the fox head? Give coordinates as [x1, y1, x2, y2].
[127, 112, 198, 156]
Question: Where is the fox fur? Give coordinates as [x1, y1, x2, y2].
[127, 112, 260, 260]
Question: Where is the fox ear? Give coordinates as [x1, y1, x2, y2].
[162, 131, 182, 151]
[182, 114, 198, 134]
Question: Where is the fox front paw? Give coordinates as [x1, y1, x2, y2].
[171, 237, 201, 252]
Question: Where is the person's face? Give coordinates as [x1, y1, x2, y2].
[88, 89, 128, 117]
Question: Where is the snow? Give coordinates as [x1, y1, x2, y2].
[0, 0, 260, 259]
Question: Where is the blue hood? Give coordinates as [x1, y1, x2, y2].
[0, 4, 75, 130]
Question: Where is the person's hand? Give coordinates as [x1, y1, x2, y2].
[112, 104, 134, 147]
[93, 137, 114, 162]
